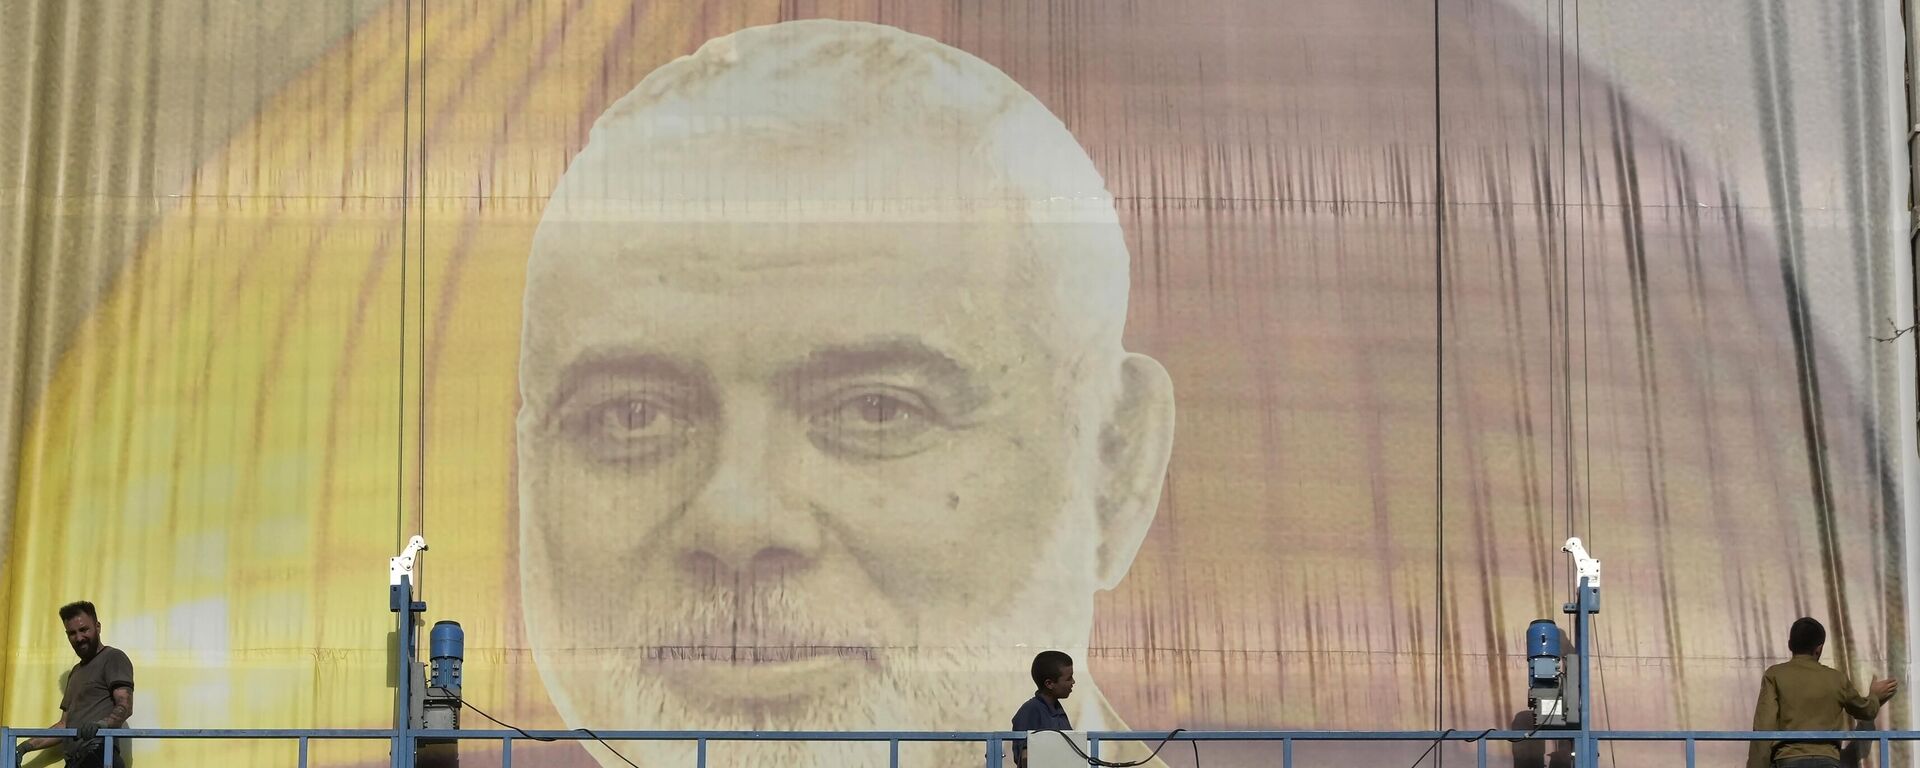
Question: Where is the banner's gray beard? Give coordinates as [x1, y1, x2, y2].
[554, 645, 1032, 768]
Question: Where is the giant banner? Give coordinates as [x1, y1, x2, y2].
[2, 1, 1912, 766]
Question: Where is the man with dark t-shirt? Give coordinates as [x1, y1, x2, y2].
[14, 602, 134, 768]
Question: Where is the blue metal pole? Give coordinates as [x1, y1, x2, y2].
[985, 735, 1003, 768]
[300, 735, 310, 768]
[394, 574, 418, 768]
[1576, 580, 1595, 768]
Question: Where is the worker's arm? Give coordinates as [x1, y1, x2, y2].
[1012, 742, 1027, 768]
[1841, 677, 1890, 721]
[66, 686, 134, 746]
[100, 687, 133, 729]
[1747, 673, 1779, 768]
[16, 713, 67, 753]
[73, 649, 137, 744]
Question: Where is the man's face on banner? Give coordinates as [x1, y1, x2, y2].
[513, 24, 1175, 763]
[507, 33, 1184, 762]
[517, 208, 1114, 722]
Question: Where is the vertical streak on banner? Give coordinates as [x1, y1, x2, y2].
[1833, 9, 1910, 752]
[1836, 3, 1913, 748]
[1606, 79, 1688, 719]
[1574, 0, 1605, 742]
[0, 0, 70, 725]
[1754, 0, 1854, 672]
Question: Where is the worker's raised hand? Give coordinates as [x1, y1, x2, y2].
[1870, 678, 1899, 701]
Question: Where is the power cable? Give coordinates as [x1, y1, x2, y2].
[454, 697, 641, 768]
[1030, 728, 1189, 767]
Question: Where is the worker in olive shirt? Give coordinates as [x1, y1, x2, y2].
[14, 601, 134, 768]
[1748, 617, 1897, 768]
[1011, 651, 1076, 768]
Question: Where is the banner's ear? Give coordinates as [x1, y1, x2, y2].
[1093, 353, 1175, 590]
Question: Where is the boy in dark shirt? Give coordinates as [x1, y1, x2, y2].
[1011, 650, 1076, 768]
